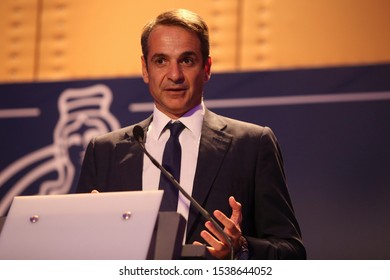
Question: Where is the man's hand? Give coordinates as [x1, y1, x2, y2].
[194, 196, 243, 259]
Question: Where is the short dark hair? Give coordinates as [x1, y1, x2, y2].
[141, 9, 210, 64]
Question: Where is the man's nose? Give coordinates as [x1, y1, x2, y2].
[167, 62, 184, 83]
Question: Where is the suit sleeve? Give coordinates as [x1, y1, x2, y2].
[247, 127, 306, 259]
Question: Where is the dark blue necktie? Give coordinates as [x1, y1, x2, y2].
[159, 121, 185, 211]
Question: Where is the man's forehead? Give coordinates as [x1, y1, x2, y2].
[147, 25, 201, 54]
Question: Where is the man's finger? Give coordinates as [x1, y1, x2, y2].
[200, 229, 225, 251]
[213, 210, 241, 236]
[204, 220, 229, 244]
[229, 196, 242, 225]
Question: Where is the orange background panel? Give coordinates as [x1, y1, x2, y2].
[0, 0, 39, 82]
[0, 0, 389, 83]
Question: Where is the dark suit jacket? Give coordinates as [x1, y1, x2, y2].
[77, 109, 306, 259]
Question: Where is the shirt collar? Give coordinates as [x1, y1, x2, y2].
[149, 102, 205, 140]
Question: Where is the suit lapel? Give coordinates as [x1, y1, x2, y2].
[187, 110, 232, 238]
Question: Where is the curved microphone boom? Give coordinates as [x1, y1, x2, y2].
[133, 125, 234, 260]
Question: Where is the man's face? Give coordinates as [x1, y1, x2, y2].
[141, 25, 211, 119]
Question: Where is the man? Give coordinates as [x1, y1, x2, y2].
[77, 9, 306, 259]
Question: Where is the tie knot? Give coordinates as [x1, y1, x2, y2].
[169, 121, 185, 137]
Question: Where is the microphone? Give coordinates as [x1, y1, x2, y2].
[133, 125, 234, 260]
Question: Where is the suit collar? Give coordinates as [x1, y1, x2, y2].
[122, 115, 153, 142]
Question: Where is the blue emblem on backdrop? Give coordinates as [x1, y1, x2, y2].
[0, 78, 151, 215]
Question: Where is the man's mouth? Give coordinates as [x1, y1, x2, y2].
[165, 87, 187, 93]
[166, 86, 186, 90]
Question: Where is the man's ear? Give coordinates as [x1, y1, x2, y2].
[141, 56, 149, 84]
[204, 56, 212, 82]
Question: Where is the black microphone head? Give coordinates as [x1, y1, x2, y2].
[133, 125, 145, 143]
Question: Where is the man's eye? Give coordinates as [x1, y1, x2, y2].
[182, 57, 194, 65]
[154, 57, 166, 65]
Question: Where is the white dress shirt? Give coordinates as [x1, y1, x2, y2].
[142, 102, 204, 223]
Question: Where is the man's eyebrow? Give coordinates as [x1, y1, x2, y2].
[150, 53, 167, 60]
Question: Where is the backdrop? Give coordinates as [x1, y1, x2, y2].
[1, 63, 390, 259]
